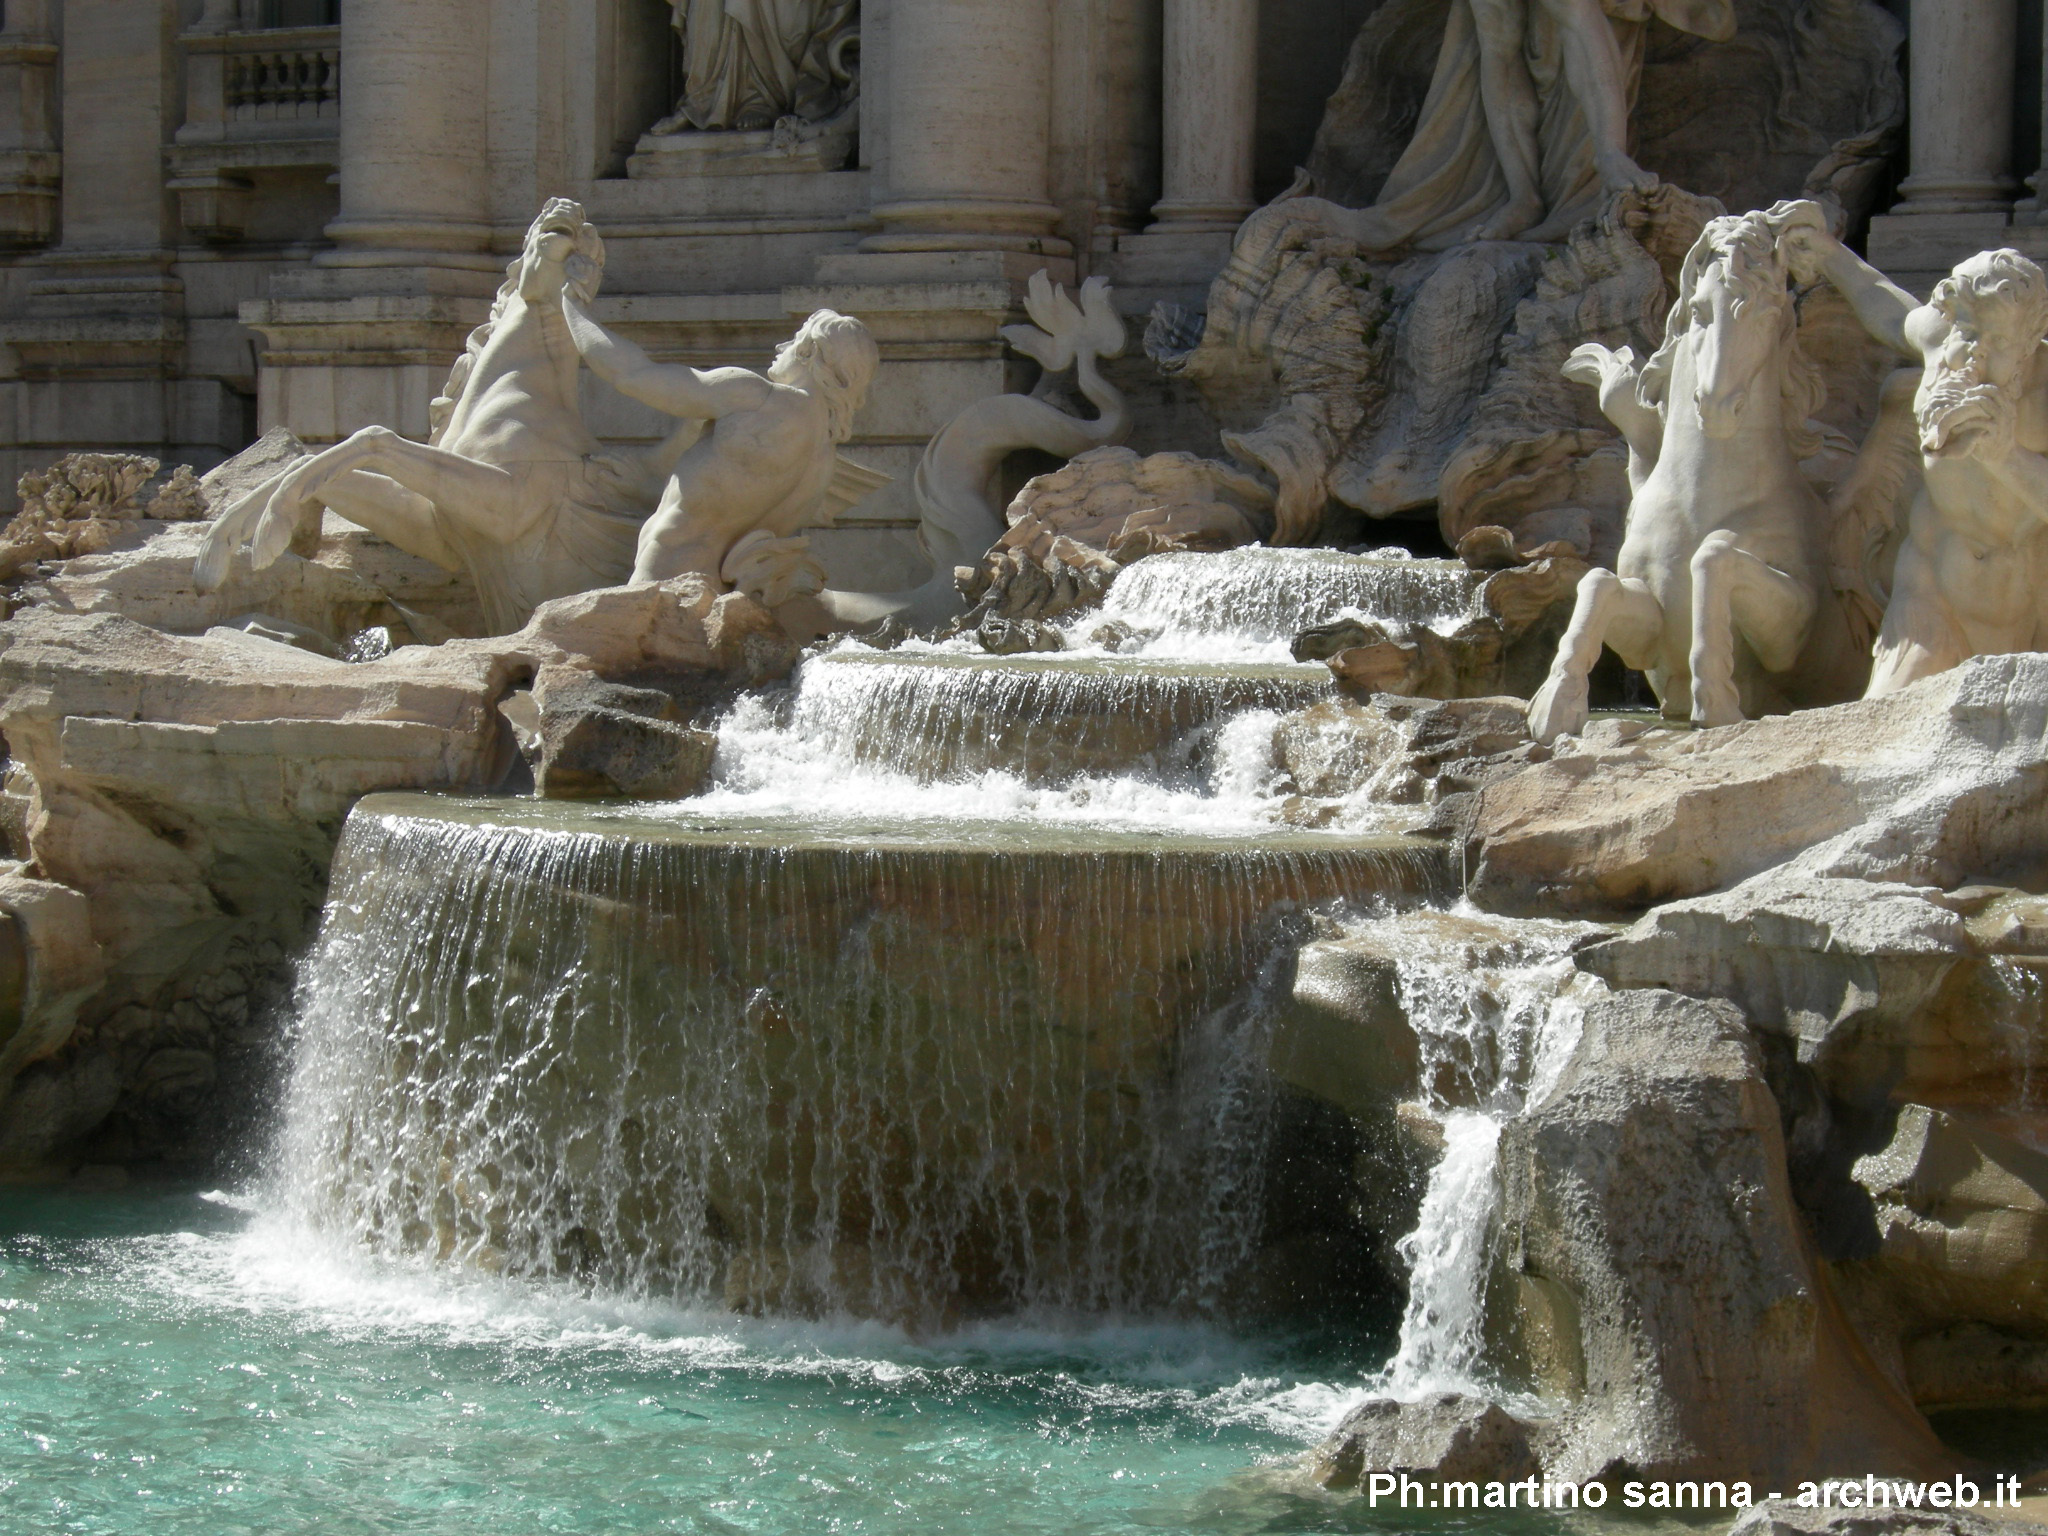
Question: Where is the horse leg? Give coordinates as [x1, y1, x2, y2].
[1687, 531, 1816, 728]
[202, 427, 522, 589]
[1527, 568, 1663, 743]
[315, 469, 461, 571]
[289, 427, 523, 538]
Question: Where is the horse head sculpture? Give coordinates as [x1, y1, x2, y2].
[1639, 210, 1826, 453]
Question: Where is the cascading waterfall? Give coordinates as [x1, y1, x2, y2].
[714, 650, 1334, 791]
[699, 653, 1353, 837]
[266, 543, 1486, 1333]
[274, 795, 1450, 1324]
[1092, 547, 1482, 659]
[1332, 907, 1605, 1398]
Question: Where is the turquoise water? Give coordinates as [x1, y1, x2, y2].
[0, 1183, 1447, 1536]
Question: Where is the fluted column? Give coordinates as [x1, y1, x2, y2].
[1894, 0, 2018, 214]
[1148, 0, 1259, 233]
[862, 0, 1066, 255]
[318, 0, 496, 268]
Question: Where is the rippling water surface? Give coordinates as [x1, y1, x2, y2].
[0, 1185, 1449, 1536]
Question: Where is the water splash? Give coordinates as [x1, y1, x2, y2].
[1325, 906, 1603, 1399]
[1091, 547, 1481, 661]
[272, 796, 1449, 1326]
[706, 649, 1331, 808]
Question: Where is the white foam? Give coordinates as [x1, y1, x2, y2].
[104, 1207, 1360, 1444]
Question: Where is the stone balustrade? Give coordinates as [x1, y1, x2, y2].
[169, 22, 342, 244]
[222, 37, 341, 122]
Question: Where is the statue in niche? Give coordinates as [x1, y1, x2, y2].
[559, 272, 880, 600]
[1259, 0, 1736, 253]
[652, 0, 859, 134]
[1785, 218, 2048, 696]
[196, 200, 679, 636]
[1526, 204, 1876, 742]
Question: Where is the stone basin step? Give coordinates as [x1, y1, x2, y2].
[1098, 547, 1483, 648]
[750, 648, 1339, 786]
[292, 793, 1454, 1321]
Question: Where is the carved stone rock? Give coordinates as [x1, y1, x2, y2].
[1471, 651, 2048, 920]
[1495, 986, 1949, 1485]
[508, 670, 718, 801]
[959, 446, 1272, 625]
[0, 574, 792, 1171]
[1312, 1393, 1541, 1491]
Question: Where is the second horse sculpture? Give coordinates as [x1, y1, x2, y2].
[1527, 205, 1874, 742]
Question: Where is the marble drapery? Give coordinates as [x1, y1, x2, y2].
[1340, 0, 1735, 252]
[663, 0, 859, 133]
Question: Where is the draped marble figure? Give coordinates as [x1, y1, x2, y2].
[660, 0, 859, 133]
[1290, 0, 1736, 251]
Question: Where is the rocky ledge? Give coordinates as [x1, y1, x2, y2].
[0, 553, 792, 1170]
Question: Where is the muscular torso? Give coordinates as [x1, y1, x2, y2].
[634, 382, 834, 582]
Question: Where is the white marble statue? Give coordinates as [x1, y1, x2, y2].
[653, 0, 858, 134]
[1527, 205, 1873, 742]
[197, 200, 679, 636]
[813, 272, 1131, 631]
[1264, 0, 1735, 252]
[560, 282, 880, 595]
[1783, 221, 2048, 696]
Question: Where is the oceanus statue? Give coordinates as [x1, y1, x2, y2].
[1527, 204, 1875, 741]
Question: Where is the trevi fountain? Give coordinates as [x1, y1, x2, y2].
[7, 0, 2048, 1533]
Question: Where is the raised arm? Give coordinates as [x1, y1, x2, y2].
[563, 289, 773, 421]
[1783, 223, 1921, 360]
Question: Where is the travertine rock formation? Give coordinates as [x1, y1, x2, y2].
[959, 446, 1273, 625]
[1730, 1502, 2048, 1536]
[1494, 987, 1949, 1484]
[1468, 652, 2048, 918]
[0, 453, 211, 585]
[1295, 553, 1590, 703]
[0, 576, 791, 1170]
[1271, 694, 1535, 823]
[1312, 1393, 1540, 1491]
[503, 670, 719, 801]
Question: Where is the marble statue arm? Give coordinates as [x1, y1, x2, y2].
[563, 290, 773, 422]
[1784, 227, 1920, 360]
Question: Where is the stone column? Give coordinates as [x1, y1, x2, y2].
[318, 0, 496, 268]
[2018, 16, 2048, 222]
[1148, 0, 1259, 233]
[862, 0, 1066, 254]
[1894, 0, 2018, 214]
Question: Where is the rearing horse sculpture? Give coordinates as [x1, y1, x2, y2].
[197, 199, 683, 635]
[1527, 206, 1874, 742]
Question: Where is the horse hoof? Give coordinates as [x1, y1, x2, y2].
[1528, 677, 1588, 745]
[1690, 690, 1744, 730]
